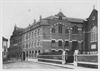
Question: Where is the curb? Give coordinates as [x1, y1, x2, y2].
[37, 61, 74, 69]
[27, 58, 92, 69]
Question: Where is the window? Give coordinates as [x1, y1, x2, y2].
[58, 24, 62, 33]
[59, 16, 62, 20]
[58, 41, 62, 46]
[51, 40, 56, 43]
[32, 51, 34, 53]
[91, 26, 97, 42]
[38, 29, 40, 35]
[72, 25, 78, 34]
[65, 29, 69, 34]
[26, 34, 28, 39]
[26, 51, 28, 57]
[92, 16, 96, 20]
[51, 28, 55, 33]
[51, 40, 56, 48]
[64, 41, 69, 46]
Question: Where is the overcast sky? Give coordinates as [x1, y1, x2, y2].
[1, 0, 98, 46]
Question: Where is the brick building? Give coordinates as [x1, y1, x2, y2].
[84, 9, 98, 54]
[9, 8, 98, 59]
[8, 25, 24, 58]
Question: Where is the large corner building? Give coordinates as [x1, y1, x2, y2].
[9, 8, 98, 59]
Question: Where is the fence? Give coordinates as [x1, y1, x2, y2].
[74, 53, 98, 68]
[37, 52, 98, 68]
[37, 55, 64, 64]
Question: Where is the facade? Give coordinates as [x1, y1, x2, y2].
[84, 9, 98, 54]
[21, 12, 84, 58]
[2, 37, 8, 59]
[9, 8, 98, 59]
[8, 25, 24, 58]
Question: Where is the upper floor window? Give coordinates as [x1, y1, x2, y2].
[65, 29, 69, 34]
[72, 25, 78, 34]
[38, 29, 40, 35]
[51, 40, 56, 48]
[64, 41, 69, 46]
[26, 34, 28, 39]
[51, 28, 55, 33]
[91, 26, 97, 42]
[51, 40, 56, 43]
[58, 24, 62, 33]
[58, 41, 62, 46]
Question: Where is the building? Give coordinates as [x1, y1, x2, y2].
[84, 9, 98, 54]
[8, 25, 24, 58]
[2, 37, 8, 59]
[9, 8, 98, 60]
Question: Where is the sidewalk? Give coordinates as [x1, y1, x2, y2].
[3, 58, 22, 64]
[27, 58, 91, 69]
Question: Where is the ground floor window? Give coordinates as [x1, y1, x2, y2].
[58, 41, 62, 46]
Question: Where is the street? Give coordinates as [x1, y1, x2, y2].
[3, 61, 70, 69]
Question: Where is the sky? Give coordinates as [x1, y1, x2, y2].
[1, 0, 98, 47]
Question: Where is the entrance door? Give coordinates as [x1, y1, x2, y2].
[66, 41, 78, 63]
[22, 52, 25, 61]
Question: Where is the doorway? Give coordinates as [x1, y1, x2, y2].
[22, 52, 26, 61]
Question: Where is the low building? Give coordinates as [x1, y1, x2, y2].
[2, 37, 8, 59]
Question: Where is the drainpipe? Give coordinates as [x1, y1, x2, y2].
[62, 50, 66, 64]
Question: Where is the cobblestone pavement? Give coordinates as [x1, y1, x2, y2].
[3, 61, 70, 69]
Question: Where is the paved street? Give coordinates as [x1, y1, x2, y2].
[3, 61, 70, 69]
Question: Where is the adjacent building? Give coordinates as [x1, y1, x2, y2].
[84, 9, 98, 54]
[2, 37, 8, 59]
[8, 25, 24, 58]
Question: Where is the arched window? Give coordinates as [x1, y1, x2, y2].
[58, 24, 62, 33]
[51, 28, 55, 33]
[72, 25, 78, 34]
[58, 41, 62, 46]
[91, 26, 97, 42]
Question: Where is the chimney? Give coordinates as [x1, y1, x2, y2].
[14, 24, 17, 30]
[40, 15, 42, 21]
[34, 19, 36, 24]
